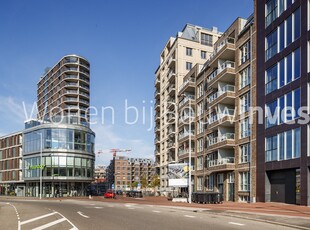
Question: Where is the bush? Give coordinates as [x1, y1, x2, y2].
[9, 191, 16, 196]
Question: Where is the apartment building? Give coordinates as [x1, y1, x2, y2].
[177, 16, 256, 202]
[0, 132, 24, 196]
[155, 24, 222, 194]
[37, 55, 90, 125]
[256, 0, 309, 205]
[114, 156, 155, 191]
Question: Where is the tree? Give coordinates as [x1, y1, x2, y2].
[140, 174, 149, 189]
[130, 181, 139, 189]
[149, 175, 160, 188]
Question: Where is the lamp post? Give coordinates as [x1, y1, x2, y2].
[182, 93, 192, 203]
[35, 132, 43, 200]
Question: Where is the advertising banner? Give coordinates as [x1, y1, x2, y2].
[168, 163, 189, 187]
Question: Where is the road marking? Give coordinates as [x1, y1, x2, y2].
[56, 210, 79, 230]
[89, 204, 95, 206]
[94, 207, 103, 209]
[229, 222, 245, 226]
[152, 210, 161, 213]
[127, 208, 135, 210]
[77, 211, 90, 218]
[32, 217, 66, 230]
[184, 215, 195, 218]
[20, 212, 57, 225]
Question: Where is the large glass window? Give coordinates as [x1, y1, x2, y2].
[279, 22, 285, 51]
[294, 7, 301, 40]
[279, 132, 285, 160]
[294, 48, 300, 79]
[241, 118, 250, 138]
[266, 100, 278, 128]
[287, 53, 293, 83]
[266, 30, 278, 60]
[201, 33, 213, 46]
[240, 66, 251, 89]
[294, 128, 301, 158]
[240, 143, 250, 163]
[240, 92, 250, 113]
[239, 172, 250, 191]
[279, 59, 285, 87]
[286, 130, 292, 159]
[266, 0, 278, 27]
[286, 15, 292, 46]
[266, 64, 278, 94]
[266, 135, 277, 161]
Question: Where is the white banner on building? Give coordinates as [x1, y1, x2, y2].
[168, 163, 189, 187]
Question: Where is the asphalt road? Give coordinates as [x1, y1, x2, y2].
[0, 198, 296, 230]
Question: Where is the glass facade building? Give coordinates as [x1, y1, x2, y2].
[22, 122, 95, 197]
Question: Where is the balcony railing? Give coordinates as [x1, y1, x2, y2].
[178, 78, 195, 92]
[209, 37, 235, 60]
[167, 71, 175, 81]
[208, 133, 235, 146]
[178, 131, 195, 140]
[179, 95, 195, 108]
[207, 60, 235, 82]
[168, 85, 175, 93]
[208, 109, 235, 124]
[208, 157, 235, 167]
[179, 148, 195, 156]
[208, 84, 235, 103]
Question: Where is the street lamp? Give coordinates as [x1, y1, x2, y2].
[181, 93, 193, 203]
[35, 132, 43, 200]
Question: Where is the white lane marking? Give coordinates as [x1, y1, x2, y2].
[89, 204, 95, 206]
[94, 207, 103, 209]
[184, 215, 195, 218]
[127, 208, 135, 210]
[32, 217, 66, 230]
[229, 222, 245, 226]
[77, 211, 90, 218]
[56, 210, 79, 230]
[7, 203, 21, 230]
[20, 212, 57, 225]
[152, 210, 161, 213]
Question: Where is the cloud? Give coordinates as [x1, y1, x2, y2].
[91, 123, 154, 166]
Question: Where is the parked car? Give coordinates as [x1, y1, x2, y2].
[104, 190, 116, 198]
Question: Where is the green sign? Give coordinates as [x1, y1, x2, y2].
[28, 165, 45, 170]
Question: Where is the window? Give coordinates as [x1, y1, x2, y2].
[240, 66, 251, 89]
[240, 143, 250, 163]
[279, 59, 285, 87]
[294, 48, 300, 79]
[266, 135, 277, 161]
[240, 118, 250, 138]
[201, 51, 207, 59]
[286, 130, 292, 159]
[240, 41, 250, 64]
[186, 62, 192, 70]
[197, 157, 203, 170]
[197, 83, 203, 98]
[266, 64, 277, 94]
[201, 33, 213, 46]
[266, 128, 300, 162]
[266, 100, 278, 128]
[266, 0, 278, 27]
[205, 175, 214, 190]
[279, 22, 285, 51]
[294, 128, 301, 158]
[294, 7, 301, 40]
[266, 30, 277, 60]
[239, 172, 250, 191]
[197, 177, 203, 191]
[186, 47, 192, 56]
[240, 92, 250, 113]
[197, 138, 203, 152]
[286, 15, 292, 46]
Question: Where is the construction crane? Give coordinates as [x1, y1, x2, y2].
[97, 148, 132, 157]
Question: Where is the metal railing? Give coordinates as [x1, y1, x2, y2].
[207, 60, 235, 82]
[179, 95, 195, 108]
[208, 84, 235, 103]
[208, 157, 235, 167]
[178, 78, 195, 92]
[208, 133, 235, 146]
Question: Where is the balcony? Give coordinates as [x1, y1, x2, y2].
[64, 90, 78, 95]
[208, 133, 235, 148]
[166, 99, 175, 110]
[167, 71, 176, 82]
[65, 82, 78, 88]
[155, 102, 160, 111]
[79, 91, 89, 98]
[179, 148, 195, 156]
[80, 84, 89, 90]
[178, 78, 195, 94]
[178, 131, 195, 140]
[155, 78, 160, 87]
[168, 85, 175, 95]
[207, 85, 235, 107]
[167, 56, 176, 68]
[208, 38, 235, 66]
[167, 114, 175, 123]
[154, 90, 160, 99]
[208, 157, 235, 171]
[167, 128, 175, 136]
[167, 142, 175, 149]
[207, 109, 235, 130]
[207, 61, 235, 84]
[178, 95, 195, 109]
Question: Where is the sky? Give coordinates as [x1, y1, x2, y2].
[0, 0, 253, 165]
